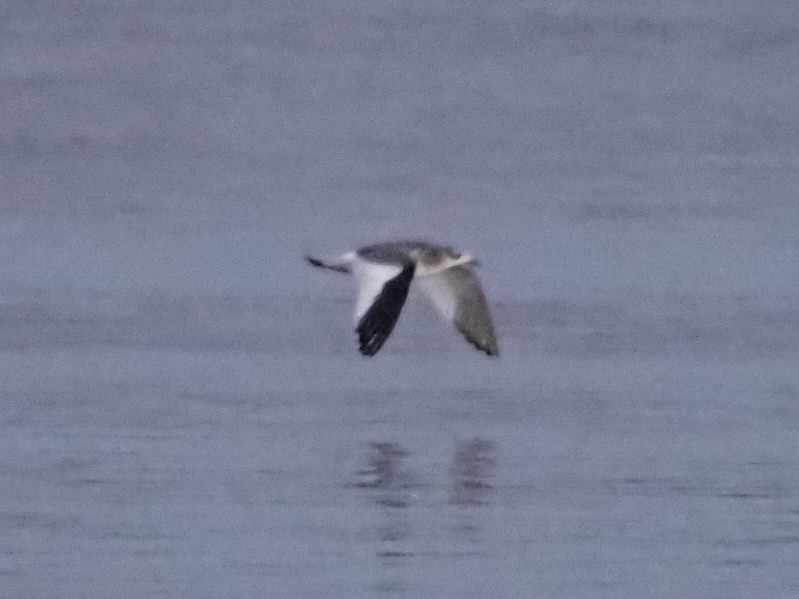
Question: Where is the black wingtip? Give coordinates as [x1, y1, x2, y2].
[358, 342, 379, 357]
[456, 322, 499, 357]
[305, 255, 324, 268]
[356, 314, 392, 356]
[475, 341, 500, 357]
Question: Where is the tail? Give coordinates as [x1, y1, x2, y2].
[305, 255, 351, 273]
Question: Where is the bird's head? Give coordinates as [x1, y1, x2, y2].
[408, 244, 479, 276]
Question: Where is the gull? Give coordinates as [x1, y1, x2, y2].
[306, 241, 499, 357]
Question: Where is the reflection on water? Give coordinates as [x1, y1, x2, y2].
[355, 442, 413, 509]
[352, 439, 497, 594]
[451, 438, 495, 506]
[354, 439, 496, 508]
[352, 438, 496, 555]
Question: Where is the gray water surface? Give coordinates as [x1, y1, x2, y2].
[2, 1, 798, 597]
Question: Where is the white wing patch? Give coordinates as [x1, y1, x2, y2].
[416, 271, 458, 321]
[351, 259, 404, 323]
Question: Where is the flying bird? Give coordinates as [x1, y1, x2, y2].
[306, 241, 499, 357]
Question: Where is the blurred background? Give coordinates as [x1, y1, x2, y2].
[1, 1, 798, 597]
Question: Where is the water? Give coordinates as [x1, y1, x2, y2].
[2, 1, 798, 597]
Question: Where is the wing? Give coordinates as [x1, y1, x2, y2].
[352, 260, 415, 356]
[417, 265, 499, 356]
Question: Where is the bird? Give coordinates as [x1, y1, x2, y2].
[305, 240, 499, 357]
